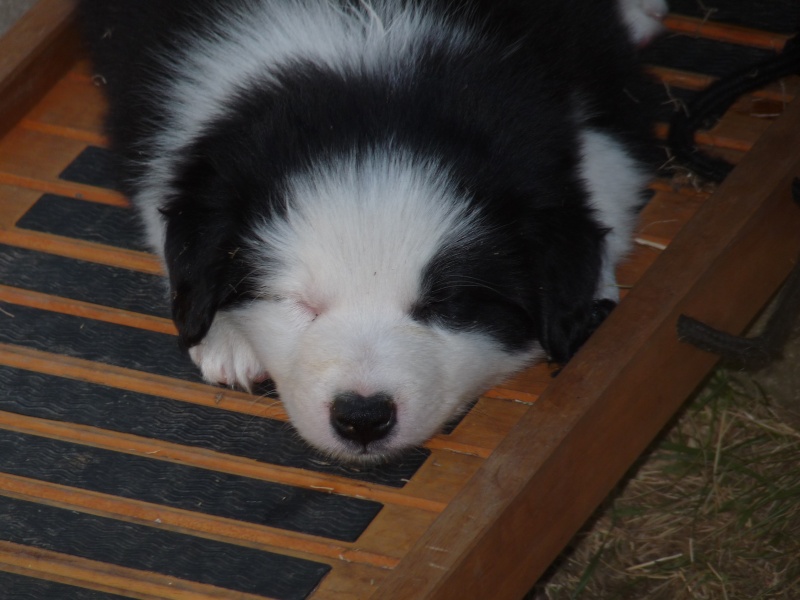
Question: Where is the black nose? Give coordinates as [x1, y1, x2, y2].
[330, 392, 396, 446]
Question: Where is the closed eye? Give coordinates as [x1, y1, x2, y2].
[285, 294, 326, 322]
[261, 294, 324, 324]
[296, 299, 322, 321]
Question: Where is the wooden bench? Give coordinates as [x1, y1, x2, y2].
[0, 1, 798, 598]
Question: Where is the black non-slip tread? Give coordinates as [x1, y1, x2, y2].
[668, 0, 800, 35]
[0, 365, 428, 487]
[0, 496, 330, 600]
[0, 570, 134, 600]
[0, 243, 169, 318]
[15, 193, 147, 252]
[58, 145, 122, 191]
[0, 429, 383, 542]
[0, 303, 200, 381]
[641, 34, 779, 78]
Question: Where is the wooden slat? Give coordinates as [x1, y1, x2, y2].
[0, 285, 175, 335]
[0, 338, 510, 460]
[484, 362, 555, 402]
[0, 183, 43, 227]
[0, 511, 392, 600]
[0, 171, 127, 205]
[0, 474, 399, 568]
[374, 94, 800, 600]
[0, 128, 120, 197]
[0, 408, 471, 512]
[648, 66, 800, 102]
[0, 284, 527, 456]
[663, 14, 791, 51]
[2, 2, 797, 598]
[0, 343, 286, 420]
[440, 399, 530, 450]
[22, 68, 107, 138]
[0, 119, 123, 204]
[653, 111, 771, 152]
[0, 541, 270, 600]
[637, 190, 709, 243]
[0, 394, 506, 513]
[20, 119, 106, 146]
[0, 228, 159, 273]
[616, 244, 664, 295]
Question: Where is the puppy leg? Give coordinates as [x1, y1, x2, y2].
[188, 310, 269, 391]
[578, 129, 649, 302]
[618, 0, 668, 46]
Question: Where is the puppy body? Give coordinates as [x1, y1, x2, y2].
[78, 0, 661, 460]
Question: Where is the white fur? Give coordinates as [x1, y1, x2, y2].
[618, 0, 668, 46]
[199, 151, 539, 458]
[188, 311, 268, 391]
[129, 0, 654, 460]
[579, 128, 649, 301]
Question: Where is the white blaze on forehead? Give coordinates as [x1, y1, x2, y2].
[252, 150, 480, 310]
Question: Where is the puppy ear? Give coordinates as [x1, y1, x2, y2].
[532, 206, 610, 363]
[160, 158, 251, 348]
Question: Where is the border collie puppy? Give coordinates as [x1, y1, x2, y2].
[77, 0, 666, 461]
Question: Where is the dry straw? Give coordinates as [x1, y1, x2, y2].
[527, 370, 800, 600]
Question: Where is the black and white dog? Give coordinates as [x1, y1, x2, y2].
[77, 0, 666, 461]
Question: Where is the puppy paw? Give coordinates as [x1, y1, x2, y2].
[188, 313, 269, 391]
[618, 0, 668, 47]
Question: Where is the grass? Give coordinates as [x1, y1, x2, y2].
[526, 369, 800, 600]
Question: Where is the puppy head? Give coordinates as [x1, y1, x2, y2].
[162, 149, 607, 461]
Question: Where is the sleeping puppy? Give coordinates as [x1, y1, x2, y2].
[77, 0, 665, 461]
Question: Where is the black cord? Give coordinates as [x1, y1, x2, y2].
[677, 179, 800, 369]
[667, 30, 800, 182]
[669, 22, 800, 367]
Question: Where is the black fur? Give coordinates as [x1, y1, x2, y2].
[76, 0, 655, 362]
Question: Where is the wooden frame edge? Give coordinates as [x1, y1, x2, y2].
[0, 0, 79, 139]
[375, 97, 800, 599]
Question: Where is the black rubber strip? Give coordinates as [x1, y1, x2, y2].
[0, 365, 427, 487]
[15, 194, 147, 252]
[0, 495, 330, 600]
[668, 0, 800, 35]
[641, 35, 778, 78]
[666, 29, 800, 182]
[0, 303, 200, 380]
[0, 244, 169, 318]
[0, 306, 432, 486]
[0, 571, 130, 600]
[0, 429, 382, 542]
[58, 146, 121, 191]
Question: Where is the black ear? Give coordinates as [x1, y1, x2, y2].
[532, 206, 611, 363]
[160, 158, 251, 348]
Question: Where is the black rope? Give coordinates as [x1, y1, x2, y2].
[670, 21, 800, 368]
[677, 179, 800, 369]
[667, 29, 800, 182]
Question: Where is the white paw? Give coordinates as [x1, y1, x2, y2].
[618, 0, 668, 46]
[598, 259, 622, 303]
[188, 312, 269, 391]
